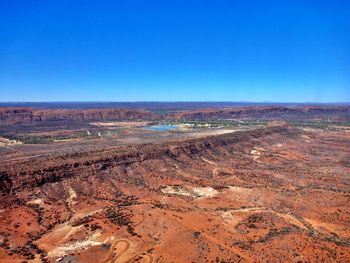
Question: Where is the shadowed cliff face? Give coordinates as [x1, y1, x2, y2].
[0, 108, 160, 125]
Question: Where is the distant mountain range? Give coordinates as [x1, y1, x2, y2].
[0, 101, 349, 110]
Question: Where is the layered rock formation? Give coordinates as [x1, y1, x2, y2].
[0, 108, 160, 125]
[1, 126, 289, 193]
[171, 106, 350, 120]
[1, 106, 350, 125]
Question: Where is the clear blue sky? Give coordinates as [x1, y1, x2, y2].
[0, 0, 349, 102]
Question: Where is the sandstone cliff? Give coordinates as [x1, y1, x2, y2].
[170, 106, 350, 120]
[0, 108, 160, 125]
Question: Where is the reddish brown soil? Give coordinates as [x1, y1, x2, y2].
[0, 125, 349, 262]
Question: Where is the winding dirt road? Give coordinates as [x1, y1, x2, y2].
[102, 238, 154, 263]
[102, 239, 131, 263]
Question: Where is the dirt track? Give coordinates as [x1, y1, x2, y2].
[1, 126, 350, 262]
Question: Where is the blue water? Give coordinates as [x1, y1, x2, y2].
[145, 124, 179, 131]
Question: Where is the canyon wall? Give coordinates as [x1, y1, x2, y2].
[171, 106, 350, 120]
[0, 108, 160, 125]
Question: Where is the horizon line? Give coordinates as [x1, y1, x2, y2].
[1, 101, 350, 104]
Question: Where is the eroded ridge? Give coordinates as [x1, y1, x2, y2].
[1, 125, 350, 262]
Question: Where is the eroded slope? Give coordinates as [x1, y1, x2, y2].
[0, 126, 349, 262]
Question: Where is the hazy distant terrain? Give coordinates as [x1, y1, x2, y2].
[1, 102, 349, 110]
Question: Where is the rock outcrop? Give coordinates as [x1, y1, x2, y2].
[0, 108, 160, 125]
[170, 106, 350, 120]
[0, 126, 291, 193]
